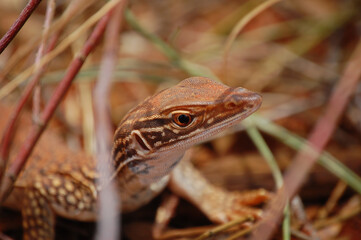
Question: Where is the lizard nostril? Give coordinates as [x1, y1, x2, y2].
[249, 93, 262, 106]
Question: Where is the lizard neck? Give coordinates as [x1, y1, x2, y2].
[111, 122, 185, 186]
[110, 124, 183, 211]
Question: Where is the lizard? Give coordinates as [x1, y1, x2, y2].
[1, 77, 269, 239]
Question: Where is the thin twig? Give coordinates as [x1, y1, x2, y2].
[248, 40, 361, 240]
[313, 205, 361, 229]
[0, 33, 59, 184]
[222, 0, 283, 82]
[0, 0, 57, 184]
[33, 0, 55, 120]
[124, 9, 220, 81]
[291, 196, 320, 240]
[0, 0, 42, 54]
[316, 181, 347, 219]
[290, 229, 314, 240]
[0, 10, 112, 204]
[194, 216, 253, 240]
[0, 0, 96, 80]
[226, 227, 252, 240]
[252, 115, 361, 193]
[93, 1, 127, 240]
[223, 0, 283, 55]
[155, 225, 216, 240]
[246, 9, 354, 91]
[0, 0, 122, 100]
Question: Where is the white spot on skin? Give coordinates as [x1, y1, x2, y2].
[138, 115, 166, 122]
[34, 182, 42, 189]
[51, 177, 62, 187]
[57, 196, 65, 205]
[66, 194, 77, 205]
[74, 189, 82, 199]
[78, 202, 85, 210]
[175, 128, 202, 141]
[115, 151, 124, 161]
[150, 176, 169, 192]
[154, 141, 162, 147]
[28, 191, 35, 199]
[58, 188, 67, 196]
[48, 187, 57, 195]
[139, 127, 164, 132]
[122, 119, 136, 125]
[207, 118, 214, 124]
[163, 125, 173, 130]
[65, 182, 75, 192]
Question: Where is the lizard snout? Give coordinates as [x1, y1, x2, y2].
[224, 88, 262, 111]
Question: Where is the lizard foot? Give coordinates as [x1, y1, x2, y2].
[202, 188, 272, 224]
[170, 159, 272, 224]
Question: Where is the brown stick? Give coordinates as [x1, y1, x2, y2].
[0, 10, 112, 203]
[0, 0, 42, 54]
[0, 0, 94, 80]
[248, 40, 361, 240]
[0, 0, 56, 168]
[0, 33, 59, 183]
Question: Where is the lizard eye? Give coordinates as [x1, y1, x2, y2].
[172, 112, 193, 127]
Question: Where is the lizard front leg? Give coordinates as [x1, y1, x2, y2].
[21, 175, 97, 240]
[169, 155, 271, 223]
[22, 186, 55, 240]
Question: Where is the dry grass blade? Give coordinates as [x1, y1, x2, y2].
[313, 204, 361, 229]
[194, 216, 253, 240]
[0, 0, 96, 79]
[33, 0, 56, 119]
[249, 39, 361, 240]
[317, 181, 347, 219]
[226, 227, 252, 240]
[155, 225, 216, 240]
[223, 0, 283, 57]
[222, 0, 283, 81]
[0, 0, 122, 100]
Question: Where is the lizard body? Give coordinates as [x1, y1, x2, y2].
[2, 77, 266, 239]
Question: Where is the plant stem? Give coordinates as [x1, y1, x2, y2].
[0, 0, 42, 54]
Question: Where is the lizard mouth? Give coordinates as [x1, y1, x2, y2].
[157, 91, 262, 153]
[189, 99, 260, 145]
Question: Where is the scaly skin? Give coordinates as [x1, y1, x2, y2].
[2, 77, 269, 239]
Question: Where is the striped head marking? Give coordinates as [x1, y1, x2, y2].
[112, 77, 262, 174]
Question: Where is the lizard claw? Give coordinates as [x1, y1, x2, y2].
[170, 160, 272, 224]
[203, 189, 272, 224]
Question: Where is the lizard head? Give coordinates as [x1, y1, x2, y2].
[112, 77, 261, 175]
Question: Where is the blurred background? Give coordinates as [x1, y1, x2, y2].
[1, 0, 361, 239]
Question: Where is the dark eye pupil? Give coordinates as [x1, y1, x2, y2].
[178, 114, 190, 124]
